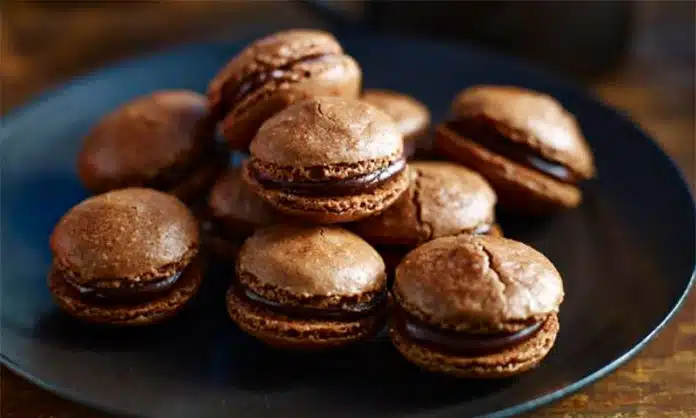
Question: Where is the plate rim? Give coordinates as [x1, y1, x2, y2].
[1, 34, 694, 418]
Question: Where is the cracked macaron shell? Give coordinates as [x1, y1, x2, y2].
[208, 29, 362, 150]
[393, 234, 564, 333]
[50, 188, 199, 288]
[451, 85, 595, 179]
[236, 225, 387, 310]
[351, 161, 496, 246]
[78, 90, 216, 194]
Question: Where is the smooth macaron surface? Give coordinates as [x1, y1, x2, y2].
[435, 85, 595, 212]
[362, 89, 430, 157]
[351, 161, 497, 246]
[208, 29, 362, 150]
[393, 234, 563, 332]
[50, 188, 199, 288]
[228, 225, 388, 348]
[78, 90, 227, 201]
[243, 97, 410, 223]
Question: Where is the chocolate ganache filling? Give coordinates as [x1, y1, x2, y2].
[235, 281, 387, 321]
[66, 271, 183, 304]
[393, 305, 544, 356]
[252, 158, 406, 197]
[218, 52, 336, 117]
[445, 119, 579, 184]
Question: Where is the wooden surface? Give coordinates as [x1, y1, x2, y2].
[1, 2, 694, 417]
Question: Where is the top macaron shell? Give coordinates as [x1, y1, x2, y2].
[452, 85, 595, 179]
[78, 90, 212, 193]
[351, 161, 496, 246]
[50, 188, 199, 288]
[237, 225, 387, 309]
[393, 234, 564, 332]
[362, 89, 430, 142]
[208, 29, 362, 150]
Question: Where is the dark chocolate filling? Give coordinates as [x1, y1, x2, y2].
[66, 272, 183, 304]
[251, 158, 406, 197]
[234, 281, 387, 321]
[445, 119, 579, 184]
[393, 306, 544, 356]
[217, 53, 335, 118]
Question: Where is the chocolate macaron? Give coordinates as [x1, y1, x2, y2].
[435, 85, 595, 213]
[243, 97, 410, 224]
[351, 161, 500, 272]
[204, 166, 282, 258]
[227, 225, 388, 349]
[78, 90, 229, 203]
[362, 89, 430, 158]
[208, 29, 362, 150]
[48, 188, 203, 325]
[390, 234, 564, 378]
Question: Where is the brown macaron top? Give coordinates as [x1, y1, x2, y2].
[237, 225, 387, 309]
[208, 29, 362, 149]
[393, 234, 563, 333]
[250, 96, 402, 170]
[78, 90, 213, 192]
[451, 85, 594, 179]
[208, 166, 280, 235]
[50, 188, 199, 287]
[362, 89, 430, 141]
[351, 162, 496, 246]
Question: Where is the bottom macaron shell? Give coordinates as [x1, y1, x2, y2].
[435, 127, 581, 213]
[48, 260, 203, 326]
[227, 287, 385, 349]
[389, 314, 559, 378]
[246, 167, 411, 224]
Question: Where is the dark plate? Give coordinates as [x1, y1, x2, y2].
[1, 34, 694, 418]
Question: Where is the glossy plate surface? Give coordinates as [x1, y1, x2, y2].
[1, 34, 694, 418]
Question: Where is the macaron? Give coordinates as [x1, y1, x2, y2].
[48, 188, 203, 325]
[389, 234, 564, 378]
[362, 89, 430, 158]
[204, 166, 282, 258]
[78, 90, 229, 204]
[208, 29, 362, 151]
[434, 85, 595, 213]
[351, 161, 501, 273]
[243, 97, 410, 224]
[227, 225, 388, 349]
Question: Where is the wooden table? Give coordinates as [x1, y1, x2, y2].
[2, 2, 694, 417]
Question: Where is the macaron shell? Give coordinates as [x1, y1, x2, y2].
[237, 225, 386, 305]
[167, 145, 230, 203]
[393, 234, 564, 332]
[362, 89, 431, 142]
[50, 188, 199, 285]
[244, 163, 410, 224]
[78, 90, 210, 192]
[351, 162, 496, 245]
[218, 55, 362, 151]
[227, 287, 384, 349]
[48, 259, 203, 326]
[436, 125, 581, 212]
[389, 313, 559, 378]
[250, 96, 402, 167]
[452, 85, 594, 178]
[208, 166, 282, 233]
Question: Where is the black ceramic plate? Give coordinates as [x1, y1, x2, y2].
[1, 34, 694, 418]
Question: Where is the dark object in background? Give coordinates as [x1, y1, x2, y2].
[299, 1, 634, 79]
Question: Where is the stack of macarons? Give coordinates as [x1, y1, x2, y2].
[49, 29, 596, 379]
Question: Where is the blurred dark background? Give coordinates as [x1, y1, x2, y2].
[1, 1, 694, 418]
